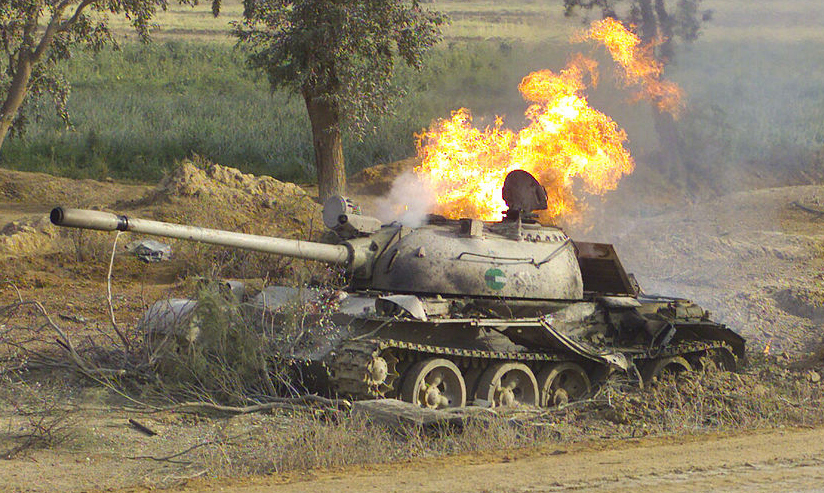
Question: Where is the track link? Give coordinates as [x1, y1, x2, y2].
[327, 337, 735, 401]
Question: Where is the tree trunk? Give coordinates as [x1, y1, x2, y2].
[0, 4, 68, 152]
[654, 0, 675, 62]
[651, 106, 687, 183]
[637, 0, 686, 182]
[0, 53, 34, 150]
[304, 94, 346, 202]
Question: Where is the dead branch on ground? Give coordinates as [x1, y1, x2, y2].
[154, 394, 351, 415]
[1, 281, 23, 303]
[791, 201, 824, 217]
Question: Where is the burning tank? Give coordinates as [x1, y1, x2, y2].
[50, 170, 744, 409]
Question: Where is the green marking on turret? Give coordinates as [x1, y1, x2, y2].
[484, 268, 506, 291]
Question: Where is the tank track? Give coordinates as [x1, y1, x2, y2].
[327, 337, 734, 401]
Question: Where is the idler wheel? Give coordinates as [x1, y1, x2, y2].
[475, 362, 539, 408]
[698, 347, 737, 373]
[400, 358, 466, 409]
[537, 363, 591, 407]
[642, 356, 692, 385]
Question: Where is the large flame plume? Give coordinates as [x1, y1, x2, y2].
[582, 18, 684, 115]
[413, 19, 682, 222]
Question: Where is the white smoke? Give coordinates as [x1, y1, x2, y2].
[372, 171, 437, 227]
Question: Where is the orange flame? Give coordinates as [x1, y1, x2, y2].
[582, 18, 684, 115]
[413, 19, 682, 221]
[415, 54, 632, 221]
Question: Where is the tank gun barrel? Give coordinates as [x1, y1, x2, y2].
[50, 207, 351, 265]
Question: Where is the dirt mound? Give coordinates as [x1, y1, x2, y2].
[0, 161, 323, 281]
[0, 167, 148, 207]
[115, 160, 325, 280]
[348, 157, 419, 196]
[772, 287, 824, 323]
[0, 168, 148, 258]
[129, 159, 321, 240]
[0, 217, 59, 258]
[148, 160, 312, 213]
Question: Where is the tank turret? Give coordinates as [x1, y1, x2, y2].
[50, 170, 602, 302]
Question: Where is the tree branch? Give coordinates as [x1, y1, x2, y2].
[154, 395, 351, 415]
[31, 0, 95, 62]
[1, 301, 90, 373]
[58, 0, 96, 33]
[32, 9, 66, 62]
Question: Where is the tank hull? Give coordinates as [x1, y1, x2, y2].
[141, 285, 745, 408]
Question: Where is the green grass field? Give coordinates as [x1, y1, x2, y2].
[2, 0, 823, 185]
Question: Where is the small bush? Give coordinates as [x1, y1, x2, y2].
[150, 282, 287, 404]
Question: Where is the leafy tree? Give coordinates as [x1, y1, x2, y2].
[563, 0, 713, 176]
[226, 0, 446, 200]
[0, 0, 194, 151]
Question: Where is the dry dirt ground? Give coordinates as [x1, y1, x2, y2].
[182, 426, 824, 493]
[0, 163, 822, 491]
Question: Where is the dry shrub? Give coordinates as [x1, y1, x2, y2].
[600, 360, 824, 434]
[0, 375, 75, 459]
[150, 283, 289, 404]
[199, 411, 563, 478]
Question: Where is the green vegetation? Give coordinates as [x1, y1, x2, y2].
[0, 0, 822, 186]
[0, 41, 569, 182]
[230, 0, 446, 200]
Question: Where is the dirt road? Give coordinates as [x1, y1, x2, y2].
[187, 426, 824, 493]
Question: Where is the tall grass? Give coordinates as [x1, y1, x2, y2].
[673, 40, 824, 159]
[2, 36, 823, 185]
[2, 41, 563, 182]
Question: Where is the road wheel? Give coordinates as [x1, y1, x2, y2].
[537, 362, 591, 407]
[475, 362, 539, 407]
[400, 358, 466, 409]
[642, 356, 692, 385]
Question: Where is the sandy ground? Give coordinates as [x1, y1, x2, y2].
[176, 425, 824, 493]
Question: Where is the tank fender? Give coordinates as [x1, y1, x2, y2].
[598, 296, 641, 308]
[376, 295, 428, 321]
[674, 323, 747, 361]
[252, 286, 378, 317]
[251, 286, 321, 312]
[502, 310, 629, 371]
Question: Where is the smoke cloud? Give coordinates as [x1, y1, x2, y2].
[372, 171, 437, 227]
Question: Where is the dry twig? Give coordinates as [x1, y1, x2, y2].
[127, 431, 249, 464]
[791, 201, 824, 217]
[1, 281, 23, 303]
[156, 394, 350, 415]
[106, 231, 132, 352]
